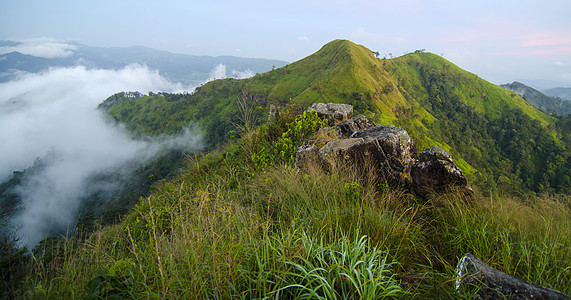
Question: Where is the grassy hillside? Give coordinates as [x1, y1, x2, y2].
[4, 39, 570, 299]
[101, 40, 569, 194]
[16, 108, 571, 298]
[501, 81, 571, 116]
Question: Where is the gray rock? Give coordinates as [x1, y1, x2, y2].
[456, 253, 570, 299]
[314, 124, 416, 187]
[296, 105, 470, 197]
[351, 125, 417, 171]
[307, 103, 353, 124]
[295, 144, 321, 169]
[336, 115, 375, 138]
[411, 146, 468, 199]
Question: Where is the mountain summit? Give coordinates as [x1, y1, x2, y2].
[103, 39, 569, 193]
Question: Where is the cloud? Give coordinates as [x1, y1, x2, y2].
[208, 64, 254, 80]
[0, 37, 78, 58]
[231, 69, 254, 79]
[0, 65, 203, 245]
[298, 36, 310, 42]
[209, 64, 227, 80]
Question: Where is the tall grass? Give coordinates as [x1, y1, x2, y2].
[21, 119, 571, 298]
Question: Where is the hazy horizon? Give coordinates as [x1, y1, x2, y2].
[1, 0, 570, 87]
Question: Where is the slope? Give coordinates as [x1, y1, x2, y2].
[19, 102, 571, 299]
[544, 87, 571, 100]
[101, 39, 569, 193]
[501, 81, 571, 116]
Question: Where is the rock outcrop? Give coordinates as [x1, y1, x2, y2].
[456, 253, 570, 299]
[295, 103, 471, 197]
[296, 113, 416, 187]
[307, 103, 353, 124]
[336, 115, 375, 138]
[411, 146, 469, 198]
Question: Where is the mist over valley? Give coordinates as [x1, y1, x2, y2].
[0, 44, 278, 245]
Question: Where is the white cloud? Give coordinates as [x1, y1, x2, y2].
[298, 36, 310, 42]
[0, 37, 78, 58]
[209, 64, 227, 80]
[0, 64, 203, 245]
[230, 69, 254, 79]
[208, 64, 254, 81]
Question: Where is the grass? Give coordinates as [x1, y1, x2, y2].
[100, 39, 568, 194]
[11, 105, 569, 298]
[19, 123, 571, 298]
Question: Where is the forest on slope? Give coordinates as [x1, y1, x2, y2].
[100, 40, 569, 195]
[3, 39, 570, 298]
[501, 81, 571, 116]
[9, 90, 571, 299]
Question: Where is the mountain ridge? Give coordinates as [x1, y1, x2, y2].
[3, 39, 571, 299]
[0, 40, 288, 84]
[543, 87, 571, 101]
[101, 39, 569, 193]
[501, 81, 571, 116]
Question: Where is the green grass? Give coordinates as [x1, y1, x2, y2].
[19, 41, 567, 298]
[20, 114, 571, 299]
[100, 40, 569, 194]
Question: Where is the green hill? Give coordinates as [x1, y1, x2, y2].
[101, 39, 569, 194]
[501, 81, 571, 116]
[7, 40, 571, 299]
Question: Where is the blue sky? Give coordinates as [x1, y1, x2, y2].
[1, 0, 570, 86]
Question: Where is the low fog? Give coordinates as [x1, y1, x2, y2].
[209, 63, 255, 80]
[0, 37, 78, 58]
[0, 64, 239, 246]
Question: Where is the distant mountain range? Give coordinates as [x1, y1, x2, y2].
[514, 79, 571, 91]
[543, 87, 571, 100]
[0, 40, 288, 84]
[501, 81, 571, 116]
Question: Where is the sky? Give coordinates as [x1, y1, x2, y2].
[1, 0, 571, 87]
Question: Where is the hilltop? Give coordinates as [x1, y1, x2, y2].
[101, 39, 569, 194]
[4, 39, 570, 299]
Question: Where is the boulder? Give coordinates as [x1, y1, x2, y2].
[307, 103, 353, 124]
[411, 146, 468, 198]
[336, 115, 375, 138]
[295, 105, 470, 197]
[350, 125, 417, 172]
[295, 115, 373, 170]
[456, 253, 570, 299]
[314, 124, 416, 187]
[295, 144, 321, 170]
